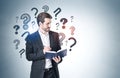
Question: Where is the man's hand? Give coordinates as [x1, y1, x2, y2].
[43, 46, 51, 54]
[52, 56, 61, 63]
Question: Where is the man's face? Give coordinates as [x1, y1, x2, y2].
[40, 18, 51, 32]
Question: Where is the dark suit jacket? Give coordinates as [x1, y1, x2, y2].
[26, 31, 61, 78]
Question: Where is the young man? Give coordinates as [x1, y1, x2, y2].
[26, 12, 62, 78]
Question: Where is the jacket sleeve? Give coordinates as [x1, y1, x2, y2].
[54, 32, 63, 63]
[25, 35, 45, 61]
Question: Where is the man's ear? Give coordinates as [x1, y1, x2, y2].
[39, 22, 42, 26]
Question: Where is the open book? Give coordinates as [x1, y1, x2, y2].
[45, 49, 67, 59]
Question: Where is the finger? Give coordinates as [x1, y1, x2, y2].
[58, 56, 61, 61]
[53, 57, 59, 62]
[58, 56, 61, 59]
[52, 57, 55, 60]
[55, 57, 59, 61]
[53, 57, 57, 61]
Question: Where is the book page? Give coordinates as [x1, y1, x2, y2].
[46, 51, 56, 53]
[57, 49, 67, 57]
[45, 49, 67, 59]
[57, 49, 67, 53]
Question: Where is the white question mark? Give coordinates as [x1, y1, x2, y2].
[59, 32, 66, 46]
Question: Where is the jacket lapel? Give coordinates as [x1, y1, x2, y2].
[49, 31, 54, 49]
[35, 31, 44, 48]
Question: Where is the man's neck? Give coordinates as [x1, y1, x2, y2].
[39, 28, 48, 35]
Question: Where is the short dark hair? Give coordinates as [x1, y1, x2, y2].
[37, 12, 52, 26]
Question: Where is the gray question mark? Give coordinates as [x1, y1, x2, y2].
[21, 13, 31, 30]
[42, 5, 49, 12]
[13, 39, 20, 49]
[21, 31, 30, 41]
[31, 7, 38, 18]
[70, 16, 74, 22]
[19, 48, 25, 58]
[16, 16, 19, 23]
[56, 23, 60, 30]
[31, 21, 35, 28]
[53, 7, 62, 20]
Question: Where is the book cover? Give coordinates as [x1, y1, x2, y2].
[45, 49, 67, 59]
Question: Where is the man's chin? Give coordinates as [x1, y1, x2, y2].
[46, 29, 50, 32]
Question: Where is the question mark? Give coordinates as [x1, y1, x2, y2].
[31, 7, 38, 18]
[21, 31, 30, 41]
[13, 25, 20, 34]
[42, 5, 49, 12]
[21, 13, 31, 30]
[31, 21, 35, 28]
[16, 16, 19, 23]
[53, 7, 61, 20]
[68, 37, 77, 51]
[65, 40, 68, 46]
[69, 26, 75, 35]
[13, 39, 20, 49]
[60, 18, 68, 29]
[19, 48, 25, 58]
[70, 16, 74, 22]
[59, 32, 66, 46]
[56, 23, 60, 30]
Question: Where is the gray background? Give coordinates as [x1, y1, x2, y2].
[0, 0, 120, 78]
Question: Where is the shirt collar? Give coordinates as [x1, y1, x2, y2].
[38, 28, 49, 36]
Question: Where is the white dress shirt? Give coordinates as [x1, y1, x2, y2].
[38, 28, 52, 69]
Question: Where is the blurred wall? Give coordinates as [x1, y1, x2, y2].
[0, 0, 120, 78]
